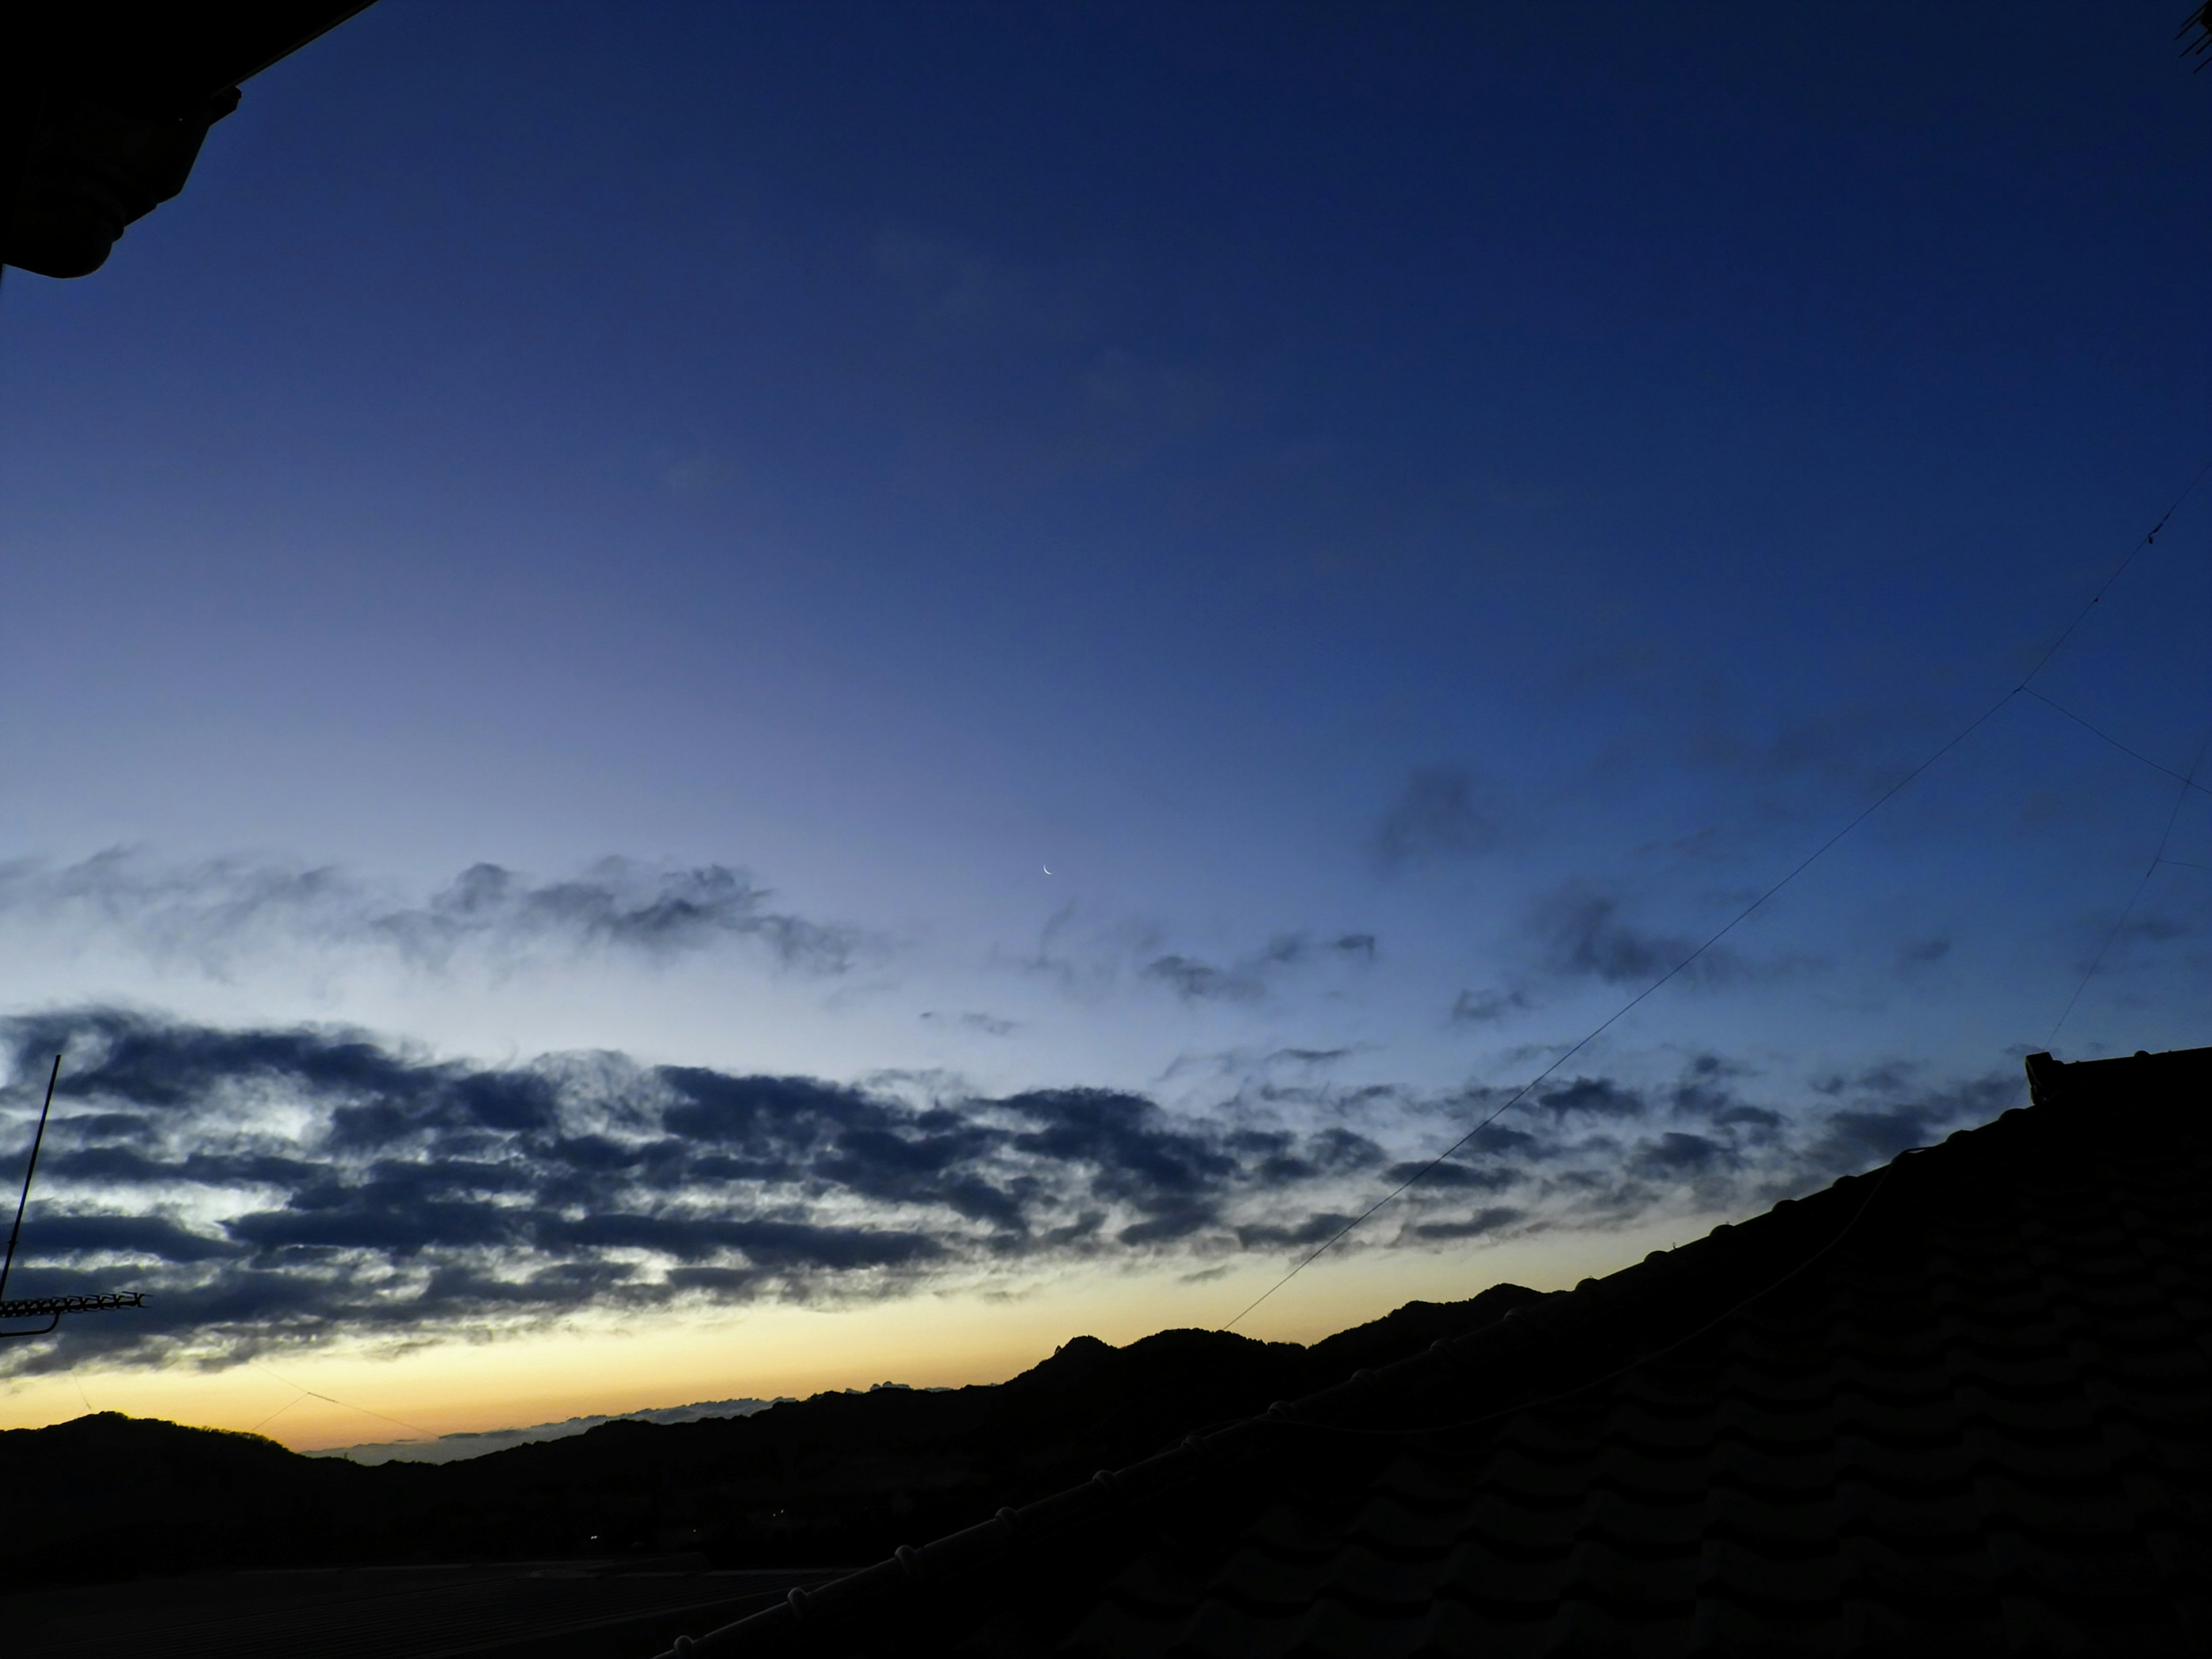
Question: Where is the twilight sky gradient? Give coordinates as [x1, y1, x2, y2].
[1, 2, 2207, 1449]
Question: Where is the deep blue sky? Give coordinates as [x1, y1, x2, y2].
[1, 2, 2207, 1428]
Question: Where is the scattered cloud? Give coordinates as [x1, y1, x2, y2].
[1142, 932, 1377, 1004]
[1684, 697, 1940, 797]
[1793, 1065, 2017, 1177]
[1408, 1205, 1524, 1242]
[0, 850, 864, 976]
[1533, 1076, 1646, 1119]
[1449, 985, 1529, 1025]
[921, 1012, 1019, 1037]
[1157, 1044, 1361, 1085]
[1373, 1050, 2019, 1246]
[1372, 766, 1506, 870]
[867, 226, 1219, 482]
[872, 226, 1085, 344]
[1898, 935, 1952, 968]
[1523, 880, 1740, 987]
[1142, 955, 1260, 1002]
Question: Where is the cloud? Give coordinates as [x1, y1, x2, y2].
[1142, 932, 1377, 1004]
[872, 226, 1082, 343]
[1630, 1132, 1733, 1175]
[0, 850, 862, 976]
[1234, 1211, 1355, 1249]
[1524, 880, 1740, 987]
[1263, 1046, 1357, 1067]
[1142, 955, 1259, 1002]
[867, 226, 1219, 482]
[0, 1011, 2028, 1375]
[0, 1009, 1390, 1372]
[920, 1012, 1019, 1037]
[1384, 1156, 1518, 1192]
[1017, 906, 1376, 1007]
[1406, 1206, 1524, 1242]
[1368, 1050, 2025, 1243]
[1533, 1077, 1646, 1119]
[1372, 767, 1506, 870]
[1791, 1065, 2019, 1178]
[1449, 986, 1530, 1025]
[1683, 697, 1942, 798]
[1669, 1062, 1782, 1135]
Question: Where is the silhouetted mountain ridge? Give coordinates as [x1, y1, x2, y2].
[0, 1283, 1541, 1588]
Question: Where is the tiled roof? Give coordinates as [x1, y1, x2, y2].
[659, 1046, 2212, 1657]
[3, 1562, 843, 1659]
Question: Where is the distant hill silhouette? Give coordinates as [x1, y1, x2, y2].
[316, 1397, 786, 1465]
[0, 1285, 1541, 1589]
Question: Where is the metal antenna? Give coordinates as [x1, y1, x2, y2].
[1, 1054, 62, 1304]
[0, 1054, 139, 1340]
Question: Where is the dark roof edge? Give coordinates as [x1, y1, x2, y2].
[2025, 1043, 2212, 1110]
[654, 1041, 2210, 1658]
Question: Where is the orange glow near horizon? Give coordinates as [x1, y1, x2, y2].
[0, 1216, 1707, 1450]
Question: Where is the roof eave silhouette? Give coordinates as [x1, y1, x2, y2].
[0, 2, 378, 279]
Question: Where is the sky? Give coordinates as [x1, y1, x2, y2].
[1, 1, 2207, 1451]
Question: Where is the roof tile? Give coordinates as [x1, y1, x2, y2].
[657, 1048, 2212, 1657]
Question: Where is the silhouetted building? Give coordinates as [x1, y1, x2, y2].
[662, 1044, 2212, 1657]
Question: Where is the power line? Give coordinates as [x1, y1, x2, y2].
[1260, 1146, 1927, 1441]
[2049, 727, 2212, 1044]
[1221, 688, 2016, 1331]
[2016, 456, 2212, 686]
[247, 1359, 440, 1443]
[2021, 685, 2212, 797]
[1221, 459, 2211, 1333]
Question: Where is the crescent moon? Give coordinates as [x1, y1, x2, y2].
[1042, 865, 1052, 874]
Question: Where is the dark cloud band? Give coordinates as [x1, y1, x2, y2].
[0, 1010, 2020, 1374]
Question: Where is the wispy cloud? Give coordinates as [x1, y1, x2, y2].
[919, 1011, 1019, 1037]
[868, 225, 1221, 483]
[1522, 879, 1742, 987]
[1372, 766, 1507, 870]
[0, 850, 864, 976]
[1142, 932, 1377, 1005]
[1685, 697, 1944, 797]
[1449, 985, 1530, 1025]
[1017, 905, 1380, 1007]
[1897, 935, 1952, 968]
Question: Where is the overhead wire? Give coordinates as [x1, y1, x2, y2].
[1222, 692, 2016, 1331]
[247, 1359, 440, 1444]
[2020, 686, 2212, 797]
[2015, 454, 2211, 685]
[1262, 1146, 1931, 1441]
[1221, 459, 2212, 1333]
[2048, 726, 2212, 1044]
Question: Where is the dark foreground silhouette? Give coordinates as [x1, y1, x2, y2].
[0, 1285, 1539, 1594]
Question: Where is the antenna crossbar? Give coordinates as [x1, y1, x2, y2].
[0, 1291, 146, 1320]
[2, 1055, 148, 1340]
